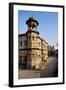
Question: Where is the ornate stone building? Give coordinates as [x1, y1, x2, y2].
[18, 16, 48, 69]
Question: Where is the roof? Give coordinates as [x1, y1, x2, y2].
[37, 36, 48, 45]
[29, 16, 36, 21]
[18, 33, 48, 45]
[26, 16, 39, 25]
[19, 33, 26, 37]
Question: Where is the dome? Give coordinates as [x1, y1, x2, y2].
[28, 16, 37, 21]
[26, 16, 39, 25]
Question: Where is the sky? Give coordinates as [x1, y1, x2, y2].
[18, 10, 58, 46]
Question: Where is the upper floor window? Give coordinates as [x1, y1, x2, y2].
[19, 41, 22, 47]
[24, 41, 26, 46]
[32, 36, 34, 40]
[38, 42, 41, 47]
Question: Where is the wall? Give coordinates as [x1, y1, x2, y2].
[19, 35, 26, 49]
[0, 0, 66, 90]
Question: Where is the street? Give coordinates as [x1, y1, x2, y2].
[40, 56, 58, 77]
[18, 56, 58, 79]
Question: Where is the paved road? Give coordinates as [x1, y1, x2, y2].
[40, 57, 58, 77]
[18, 56, 58, 79]
[18, 70, 40, 79]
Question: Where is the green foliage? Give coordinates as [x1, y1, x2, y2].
[48, 45, 55, 52]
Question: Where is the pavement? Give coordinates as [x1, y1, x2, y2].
[40, 57, 58, 77]
[18, 56, 58, 79]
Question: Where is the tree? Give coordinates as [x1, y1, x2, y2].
[48, 45, 55, 56]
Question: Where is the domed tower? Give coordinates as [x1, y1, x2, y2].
[26, 16, 39, 31]
[26, 16, 39, 48]
[26, 16, 39, 69]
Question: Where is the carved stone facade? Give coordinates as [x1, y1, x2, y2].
[18, 16, 48, 69]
